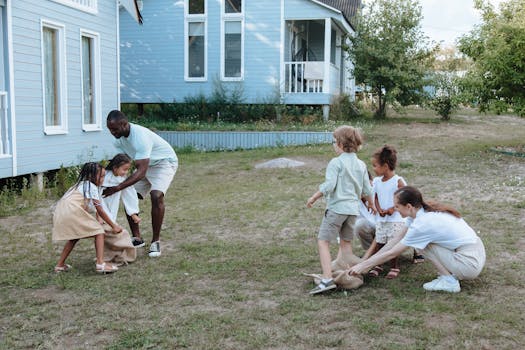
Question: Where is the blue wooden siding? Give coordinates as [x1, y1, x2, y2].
[120, 0, 282, 104]
[157, 131, 332, 151]
[119, 0, 351, 107]
[8, 0, 119, 177]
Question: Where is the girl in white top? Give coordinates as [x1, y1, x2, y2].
[349, 186, 486, 293]
[364, 145, 407, 279]
[52, 162, 121, 274]
[101, 154, 141, 226]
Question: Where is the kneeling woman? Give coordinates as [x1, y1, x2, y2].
[349, 186, 485, 293]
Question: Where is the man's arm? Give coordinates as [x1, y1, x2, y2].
[102, 159, 149, 197]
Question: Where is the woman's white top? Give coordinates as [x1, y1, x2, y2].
[373, 175, 406, 223]
[401, 208, 479, 250]
[101, 171, 140, 223]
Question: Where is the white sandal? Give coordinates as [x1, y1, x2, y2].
[96, 262, 118, 274]
[54, 264, 72, 273]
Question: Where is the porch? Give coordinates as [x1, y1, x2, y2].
[282, 19, 347, 100]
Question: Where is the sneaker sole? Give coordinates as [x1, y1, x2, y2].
[148, 252, 161, 258]
[309, 284, 337, 295]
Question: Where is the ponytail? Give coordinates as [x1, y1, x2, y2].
[395, 186, 461, 218]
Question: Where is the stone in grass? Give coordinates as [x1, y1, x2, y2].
[255, 157, 305, 169]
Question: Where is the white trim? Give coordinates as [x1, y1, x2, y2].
[220, 1, 244, 81]
[5, 1, 16, 175]
[41, 19, 68, 136]
[323, 18, 331, 93]
[116, 2, 121, 107]
[184, 0, 207, 82]
[51, 0, 98, 15]
[280, 0, 284, 95]
[308, 0, 341, 16]
[79, 29, 102, 132]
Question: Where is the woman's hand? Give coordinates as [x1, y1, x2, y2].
[112, 224, 123, 234]
[348, 262, 369, 275]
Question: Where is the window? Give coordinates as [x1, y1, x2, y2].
[188, 0, 204, 14]
[80, 30, 101, 131]
[221, 0, 243, 80]
[41, 21, 67, 134]
[225, 0, 241, 13]
[185, 0, 207, 80]
[224, 21, 242, 78]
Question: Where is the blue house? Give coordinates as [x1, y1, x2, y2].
[0, 0, 141, 180]
[119, 0, 361, 119]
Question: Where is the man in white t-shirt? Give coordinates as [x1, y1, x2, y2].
[103, 110, 178, 258]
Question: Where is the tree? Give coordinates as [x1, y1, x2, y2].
[458, 0, 525, 116]
[427, 46, 469, 120]
[346, 0, 436, 118]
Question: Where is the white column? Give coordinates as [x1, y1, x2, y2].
[324, 18, 331, 94]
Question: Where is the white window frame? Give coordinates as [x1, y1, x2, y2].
[52, 0, 98, 15]
[80, 29, 102, 131]
[220, 0, 244, 81]
[184, 0, 207, 82]
[41, 20, 68, 135]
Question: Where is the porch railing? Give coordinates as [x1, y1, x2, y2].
[52, 0, 97, 13]
[284, 61, 324, 93]
[0, 92, 9, 155]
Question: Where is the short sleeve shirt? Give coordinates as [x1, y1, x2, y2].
[401, 208, 478, 250]
[75, 181, 100, 212]
[114, 123, 177, 165]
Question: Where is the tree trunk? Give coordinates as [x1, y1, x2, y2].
[374, 88, 386, 119]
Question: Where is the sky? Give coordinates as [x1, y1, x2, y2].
[420, 0, 506, 47]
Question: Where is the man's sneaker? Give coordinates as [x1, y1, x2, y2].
[309, 279, 336, 295]
[423, 275, 460, 293]
[131, 237, 145, 248]
[148, 241, 161, 258]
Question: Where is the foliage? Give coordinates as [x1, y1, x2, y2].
[432, 46, 471, 72]
[427, 73, 461, 120]
[329, 94, 362, 120]
[0, 176, 48, 217]
[458, 0, 525, 116]
[346, 0, 437, 119]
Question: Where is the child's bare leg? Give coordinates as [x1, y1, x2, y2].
[57, 239, 79, 267]
[126, 214, 141, 239]
[385, 256, 401, 279]
[318, 240, 332, 279]
[339, 239, 354, 267]
[131, 214, 141, 224]
[94, 234, 105, 265]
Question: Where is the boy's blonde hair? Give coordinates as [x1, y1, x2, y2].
[333, 125, 363, 153]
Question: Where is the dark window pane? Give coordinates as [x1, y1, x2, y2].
[225, 0, 241, 13]
[189, 0, 204, 14]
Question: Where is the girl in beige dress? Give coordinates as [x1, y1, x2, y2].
[53, 162, 122, 274]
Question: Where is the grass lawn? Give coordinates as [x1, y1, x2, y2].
[1, 111, 524, 349]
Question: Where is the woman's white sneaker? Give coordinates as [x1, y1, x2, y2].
[423, 275, 460, 293]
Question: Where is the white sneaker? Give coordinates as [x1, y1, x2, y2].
[422, 276, 443, 290]
[423, 276, 460, 293]
[148, 241, 161, 258]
